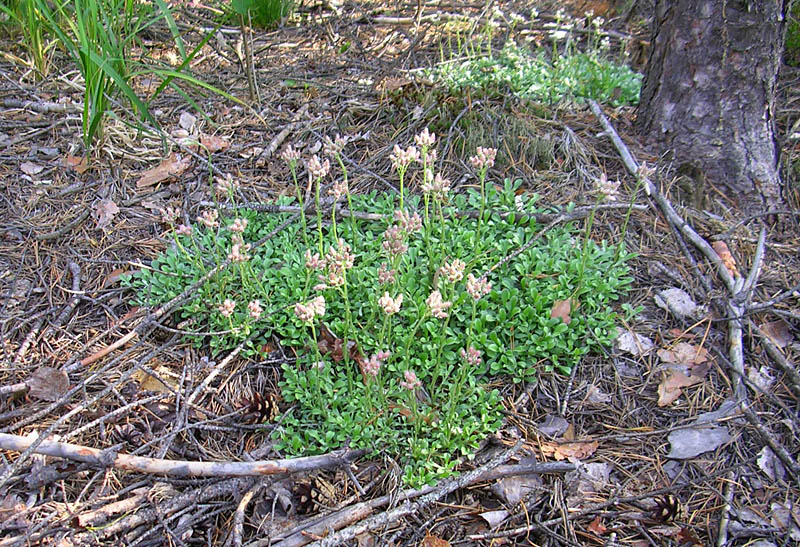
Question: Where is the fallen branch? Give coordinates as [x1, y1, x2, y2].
[306, 440, 524, 547]
[0, 433, 364, 477]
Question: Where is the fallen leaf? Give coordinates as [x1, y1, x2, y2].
[64, 154, 90, 173]
[179, 111, 197, 132]
[657, 342, 711, 366]
[200, 133, 229, 153]
[712, 240, 738, 277]
[95, 199, 120, 230]
[761, 319, 793, 348]
[676, 527, 703, 545]
[587, 516, 607, 535]
[478, 510, 509, 529]
[132, 366, 176, 393]
[666, 426, 731, 459]
[136, 153, 191, 188]
[585, 384, 611, 405]
[101, 268, 129, 289]
[747, 365, 775, 391]
[770, 501, 800, 541]
[27, 367, 70, 402]
[382, 77, 411, 91]
[491, 472, 543, 506]
[657, 370, 704, 406]
[420, 534, 450, 547]
[615, 329, 654, 356]
[20, 161, 44, 175]
[550, 299, 573, 324]
[757, 446, 786, 481]
[654, 288, 698, 319]
[538, 415, 569, 437]
[541, 441, 599, 461]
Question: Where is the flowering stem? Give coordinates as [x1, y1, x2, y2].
[291, 164, 310, 250]
[398, 168, 405, 210]
[336, 155, 357, 240]
[573, 195, 601, 299]
[616, 174, 644, 263]
[477, 168, 487, 252]
[315, 176, 324, 254]
[309, 324, 325, 409]
[341, 280, 356, 392]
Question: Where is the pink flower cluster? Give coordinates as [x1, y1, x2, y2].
[399, 369, 421, 391]
[364, 350, 390, 377]
[197, 209, 219, 229]
[294, 295, 326, 323]
[248, 300, 263, 320]
[394, 209, 422, 234]
[426, 290, 452, 319]
[308, 155, 330, 179]
[595, 173, 620, 201]
[314, 239, 355, 289]
[420, 169, 451, 199]
[215, 174, 237, 197]
[439, 259, 466, 284]
[389, 145, 420, 171]
[229, 218, 248, 233]
[218, 298, 235, 318]
[460, 346, 482, 366]
[378, 292, 403, 315]
[175, 224, 193, 237]
[323, 134, 348, 157]
[469, 147, 497, 170]
[280, 144, 300, 165]
[382, 225, 408, 257]
[160, 206, 180, 225]
[414, 127, 436, 148]
[466, 273, 492, 300]
[228, 236, 251, 263]
[377, 262, 396, 285]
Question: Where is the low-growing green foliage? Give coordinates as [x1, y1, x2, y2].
[123, 135, 633, 486]
[229, 0, 293, 29]
[430, 42, 642, 107]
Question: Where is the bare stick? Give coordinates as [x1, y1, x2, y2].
[73, 487, 149, 529]
[226, 481, 266, 547]
[0, 433, 364, 477]
[307, 440, 523, 547]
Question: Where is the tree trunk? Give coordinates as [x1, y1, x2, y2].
[636, 0, 787, 213]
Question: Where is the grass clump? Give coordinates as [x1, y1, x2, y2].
[123, 131, 633, 486]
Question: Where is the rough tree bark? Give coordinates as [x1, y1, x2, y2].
[636, 0, 788, 213]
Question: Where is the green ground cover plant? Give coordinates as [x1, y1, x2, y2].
[429, 11, 642, 107]
[124, 131, 633, 486]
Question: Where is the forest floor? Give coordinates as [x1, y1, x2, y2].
[1, 1, 799, 545]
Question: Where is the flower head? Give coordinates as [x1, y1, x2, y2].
[469, 147, 497, 171]
[426, 290, 452, 319]
[466, 273, 492, 300]
[197, 209, 219, 229]
[228, 242, 251, 263]
[364, 350, 390, 377]
[399, 370, 421, 391]
[382, 225, 408, 257]
[595, 173, 620, 201]
[175, 224, 193, 237]
[305, 249, 326, 270]
[414, 127, 436, 148]
[323, 134, 348, 157]
[394, 209, 422, 234]
[280, 144, 301, 165]
[229, 218, 248, 233]
[460, 346, 482, 366]
[215, 174, 237, 197]
[326, 239, 354, 271]
[329, 179, 348, 200]
[438, 259, 466, 284]
[310, 295, 326, 317]
[377, 262, 396, 285]
[248, 300, 263, 320]
[389, 145, 420, 171]
[160, 207, 180, 225]
[294, 295, 325, 323]
[307, 155, 330, 179]
[218, 299, 235, 318]
[378, 292, 403, 315]
[421, 170, 451, 200]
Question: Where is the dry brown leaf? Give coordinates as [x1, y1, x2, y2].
[20, 161, 44, 175]
[200, 134, 229, 153]
[420, 535, 450, 547]
[587, 516, 608, 535]
[136, 153, 191, 188]
[657, 342, 710, 366]
[132, 366, 176, 393]
[382, 77, 411, 91]
[64, 154, 90, 173]
[712, 240, 738, 277]
[541, 440, 599, 461]
[95, 199, 119, 230]
[101, 268, 129, 289]
[657, 370, 704, 406]
[761, 319, 793, 348]
[550, 299, 572, 324]
[27, 367, 69, 402]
